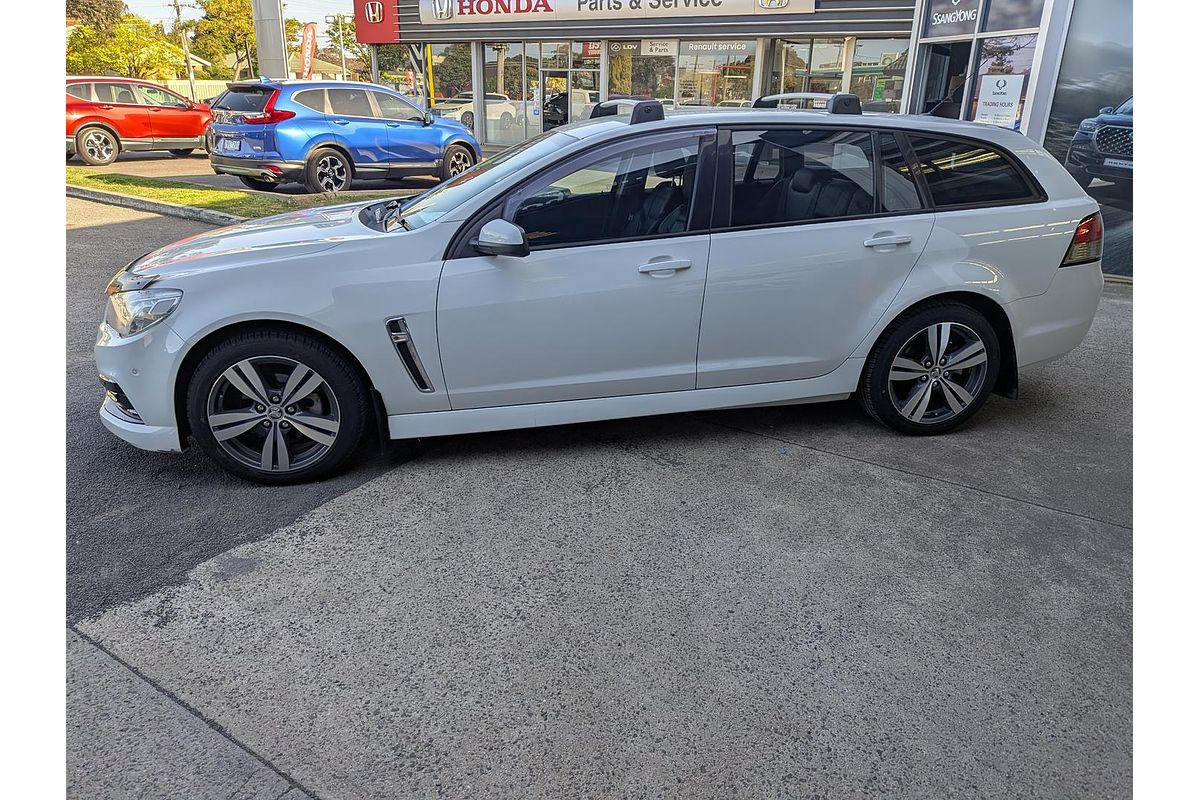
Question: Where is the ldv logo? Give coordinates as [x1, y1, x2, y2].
[364, 1, 384, 23]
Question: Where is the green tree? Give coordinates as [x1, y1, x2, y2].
[67, 14, 181, 79]
[66, 0, 126, 32]
[190, 0, 257, 80]
[324, 16, 371, 68]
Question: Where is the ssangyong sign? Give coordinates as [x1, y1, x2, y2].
[418, 0, 815, 25]
[924, 0, 982, 38]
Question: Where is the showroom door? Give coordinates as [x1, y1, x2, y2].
[437, 130, 714, 410]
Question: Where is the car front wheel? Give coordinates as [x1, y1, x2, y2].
[186, 329, 369, 484]
[857, 303, 1000, 435]
[75, 126, 119, 166]
[440, 144, 475, 181]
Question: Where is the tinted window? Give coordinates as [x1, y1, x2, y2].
[66, 83, 91, 100]
[729, 128, 875, 228]
[878, 133, 922, 213]
[907, 135, 1036, 207]
[136, 85, 188, 107]
[328, 88, 375, 117]
[95, 82, 140, 105]
[372, 91, 421, 121]
[221, 87, 273, 112]
[509, 136, 701, 249]
[293, 89, 329, 113]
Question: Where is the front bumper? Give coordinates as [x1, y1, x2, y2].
[210, 153, 304, 183]
[1006, 261, 1104, 369]
[1065, 137, 1133, 182]
[95, 321, 188, 453]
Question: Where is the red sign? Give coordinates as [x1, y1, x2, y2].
[353, 0, 401, 44]
[299, 23, 318, 79]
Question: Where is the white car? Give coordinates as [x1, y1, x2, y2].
[96, 96, 1104, 483]
[431, 92, 518, 130]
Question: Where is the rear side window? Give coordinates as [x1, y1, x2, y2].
[729, 128, 875, 229]
[66, 83, 91, 100]
[907, 136, 1039, 208]
[878, 133, 922, 213]
[328, 88, 374, 117]
[220, 87, 273, 113]
[95, 82, 140, 104]
[294, 89, 329, 113]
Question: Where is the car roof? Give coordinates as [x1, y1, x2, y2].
[226, 79, 400, 93]
[66, 76, 162, 84]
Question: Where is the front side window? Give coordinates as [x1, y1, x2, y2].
[372, 91, 422, 121]
[907, 135, 1037, 207]
[729, 128, 875, 229]
[136, 85, 188, 107]
[327, 88, 374, 118]
[507, 135, 702, 249]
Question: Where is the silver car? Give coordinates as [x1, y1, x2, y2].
[95, 96, 1104, 483]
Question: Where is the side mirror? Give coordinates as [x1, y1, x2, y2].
[424, 111, 434, 125]
[1099, 106, 1114, 115]
[471, 219, 529, 258]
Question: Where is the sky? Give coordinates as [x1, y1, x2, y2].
[124, 0, 356, 45]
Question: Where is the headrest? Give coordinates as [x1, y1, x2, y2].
[791, 168, 819, 192]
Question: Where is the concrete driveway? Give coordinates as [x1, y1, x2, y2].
[67, 199, 1131, 799]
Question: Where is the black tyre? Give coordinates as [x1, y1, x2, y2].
[303, 147, 352, 193]
[186, 329, 370, 484]
[460, 111, 474, 130]
[238, 175, 280, 192]
[857, 302, 1000, 436]
[75, 126, 119, 166]
[439, 144, 475, 181]
[499, 111, 514, 130]
[169, 148, 194, 157]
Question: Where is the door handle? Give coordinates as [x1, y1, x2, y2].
[864, 234, 912, 248]
[99, 104, 114, 109]
[332, 119, 349, 125]
[638, 259, 692, 275]
[387, 122, 401, 127]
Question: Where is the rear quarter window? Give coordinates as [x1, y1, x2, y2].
[907, 135, 1040, 208]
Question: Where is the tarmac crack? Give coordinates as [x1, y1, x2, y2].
[68, 624, 325, 800]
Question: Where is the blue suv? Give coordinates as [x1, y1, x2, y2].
[208, 80, 481, 193]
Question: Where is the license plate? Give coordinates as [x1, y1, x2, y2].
[219, 138, 241, 152]
[1103, 158, 1132, 169]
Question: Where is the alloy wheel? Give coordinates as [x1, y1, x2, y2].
[83, 130, 115, 163]
[315, 154, 349, 192]
[206, 356, 341, 474]
[887, 322, 989, 424]
[447, 150, 472, 176]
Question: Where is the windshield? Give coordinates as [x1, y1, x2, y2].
[1115, 97, 1132, 115]
[375, 130, 579, 230]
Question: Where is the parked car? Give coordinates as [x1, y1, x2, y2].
[542, 89, 599, 128]
[66, 77, 211, 165]
[1063, 96, 1132, 189]
[96, 97, 1104, 483]
[207, 80, 481, 193]
[431, 92, 519, 131]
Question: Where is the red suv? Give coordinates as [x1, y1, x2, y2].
[67, 77, 212, 165]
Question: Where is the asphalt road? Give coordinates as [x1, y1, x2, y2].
[67, 198, 1132, 798]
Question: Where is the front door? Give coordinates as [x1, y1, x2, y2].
[698, 127, 934, 388]
[369, 90, 440, 172]
[135, 84, 200, 143]
[437, 130, 715, 409]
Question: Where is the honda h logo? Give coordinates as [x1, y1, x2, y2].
[431, 0, 453, 19]
[364, 1, 384, 23]
[759, 0, 789, 7]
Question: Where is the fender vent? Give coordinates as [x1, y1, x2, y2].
[385, 317, 434, 393]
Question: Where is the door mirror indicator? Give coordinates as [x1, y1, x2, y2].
[472, 219, 529, 258]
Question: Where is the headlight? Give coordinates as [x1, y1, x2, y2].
[1079, 119, 1098, 133]
[105, 288, 182, 337]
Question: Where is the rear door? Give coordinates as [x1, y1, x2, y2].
[698, 127, 934, 388]
[326, 87, 390, 172]
[134, 84, 202, 143]
[92, 82, 152, 141]
[369, 90, 440, 171]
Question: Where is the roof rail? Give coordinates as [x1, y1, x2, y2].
[589, 98, 665, 124]
[752, 92, 863, 115]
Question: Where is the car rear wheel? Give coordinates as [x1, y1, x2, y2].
[186, 329, 369, 484]
[857, 303, 1000, 436]
[75, 126, 118, 166]
[238, 176, 280, 192]
[304, 148, 352, 193]
[440, 144, 475, 181]
[168, 148, 194, 157]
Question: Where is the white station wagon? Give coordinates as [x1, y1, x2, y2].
[96, 94, 1104, 483]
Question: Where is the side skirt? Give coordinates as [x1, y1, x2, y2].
[387, 358, 865, 440]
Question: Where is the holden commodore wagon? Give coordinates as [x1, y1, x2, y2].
[96, 95, 1104, 483]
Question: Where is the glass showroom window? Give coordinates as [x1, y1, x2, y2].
[677, 41, 757, 106]
[850, 39, 909, 113]
[484, 42, 535, 146]
[772, 41, 811, 94]
[570, 41, 602, 123]
[966, 34, 1038, 130]
[429, 43, 472, 103]
[807, 38, 847, 94]
[607, 42, 677, 105]
[984, 0, 1046, 31]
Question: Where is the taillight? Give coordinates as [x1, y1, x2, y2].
[1061, 212, 1104, 267]
[240, 89, 295, 124]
